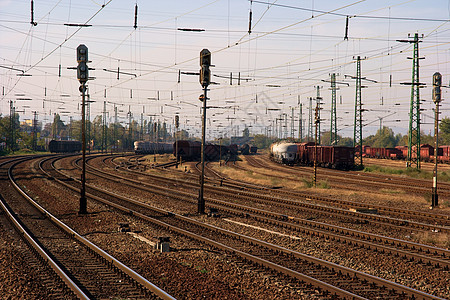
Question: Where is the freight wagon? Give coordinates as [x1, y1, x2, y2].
[48, 140, 82, 153]
[134, 141, 173, 154]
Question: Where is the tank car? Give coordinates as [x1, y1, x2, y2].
[134, 141, 173, 154]
[270, 142, 298, 165]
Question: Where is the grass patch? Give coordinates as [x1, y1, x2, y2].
[302, 178, 330, 189]
[364, 165, 450, 182]
[414, 232, 450, 248]
[196, 266, 208, 274]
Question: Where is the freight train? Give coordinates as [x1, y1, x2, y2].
[48, 140, 82, 153]
[173, 140, 257, 161]
[134, 141, 174, 154]
[270, 141, 355, 170]
[362, 144, 450, 163]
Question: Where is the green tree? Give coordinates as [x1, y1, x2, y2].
[252, 134, 274, 149]
[440, 117, 450, 145]
[243, 127, 250, 138]
[363, 127, 397, 148]
[51, 114, 66, 139]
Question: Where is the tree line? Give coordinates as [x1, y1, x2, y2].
[2, 113, 450, 154]
[0, 113, 188, 154]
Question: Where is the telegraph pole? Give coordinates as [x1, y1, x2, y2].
[198, 49, 211, 214]
[32, 111, 38, 151]
[128, 106, 132, 151]
[9, 100, 15, 153]
[298, 97, 302, 142]
[76, 44, 89, 214]
[330, 73, 337, 145]
[308, 97, 313, 142]
[313, 103, 320, 187]
[291, 107, 294, 138]
[315, 86, 322, 145]
[102, 101, 107, 153]
[114, 105, 118, 153]
[87, 90, 91, 154]
[398, 33, 424, 168]
[432, 72, 442, 208]
[175, 115, 179, 168]
[140, 106, 144, 140]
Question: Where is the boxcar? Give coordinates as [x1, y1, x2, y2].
[297, 142, 315, 164]
[205, 144, 221, 161]
[249, 145, 258, 154]
[240, 144, 250, 155]
[48, 140, 82, 153]
[307, 146, 354, 170]
[174, 140, 201, 160]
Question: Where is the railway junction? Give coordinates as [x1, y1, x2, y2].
[0, 152, 449, 299]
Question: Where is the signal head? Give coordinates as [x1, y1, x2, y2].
[77, 44, 88, 63]
[200, 49, 211, 67]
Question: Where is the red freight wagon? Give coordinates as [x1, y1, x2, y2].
[395, 146, 408, 158]
[419, 144, 434, 161]
[363, 145, 371, 156]
[297, 142, 315, 164]
[306, 146, 354, 170]
[174, 140, 201, 160]
[440, 145, 450, 158]
[205, 144, 221, 161]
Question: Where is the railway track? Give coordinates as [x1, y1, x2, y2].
[7, 155, 174, 300]
[94, 156, 450, 268]
[107, 155, 450, 233]
[216, 156, 449, 228]
[247, 154, 450, 198]
[45, 154, 446, 299]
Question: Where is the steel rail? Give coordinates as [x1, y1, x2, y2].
[0, 156, 89, 300]
[10, 156, 176, 300]
[102, 155, 450, 234]
[48, 155, 445, 300]
[83, 155, 450, 269]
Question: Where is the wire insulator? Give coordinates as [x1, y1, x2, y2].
[30, 0, 37, 26]
[134, 4, 138, 29]
[248, 10, 252, 34]
[344, 16, 349, 40]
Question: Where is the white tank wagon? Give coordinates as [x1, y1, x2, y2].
[270, 142, 299, 165]
[134, 141, 173, 154]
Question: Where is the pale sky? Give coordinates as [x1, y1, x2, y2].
[1, 0, 450, 140]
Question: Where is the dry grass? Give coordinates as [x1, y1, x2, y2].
[142, 154, 174, 164]
[413, 232, 450, 249]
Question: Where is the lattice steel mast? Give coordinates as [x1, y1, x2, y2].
[308, 97, 313, 142]
[330, 73, 337, 145]
[353, 56, 363, 167]
[398, 33, 424, 169]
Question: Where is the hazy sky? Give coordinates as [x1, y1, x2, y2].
[1, 0, 449, 140]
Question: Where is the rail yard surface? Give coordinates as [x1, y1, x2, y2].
[0, 153, 449, 299]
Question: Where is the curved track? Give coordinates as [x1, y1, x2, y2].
[54, 155, 445, 297]
[5, 155, 174, 300]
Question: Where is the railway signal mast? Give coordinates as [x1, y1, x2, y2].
[198, 49, 211, 214]
[77, 44, 89, 215]
[432, 72, 442, 208]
